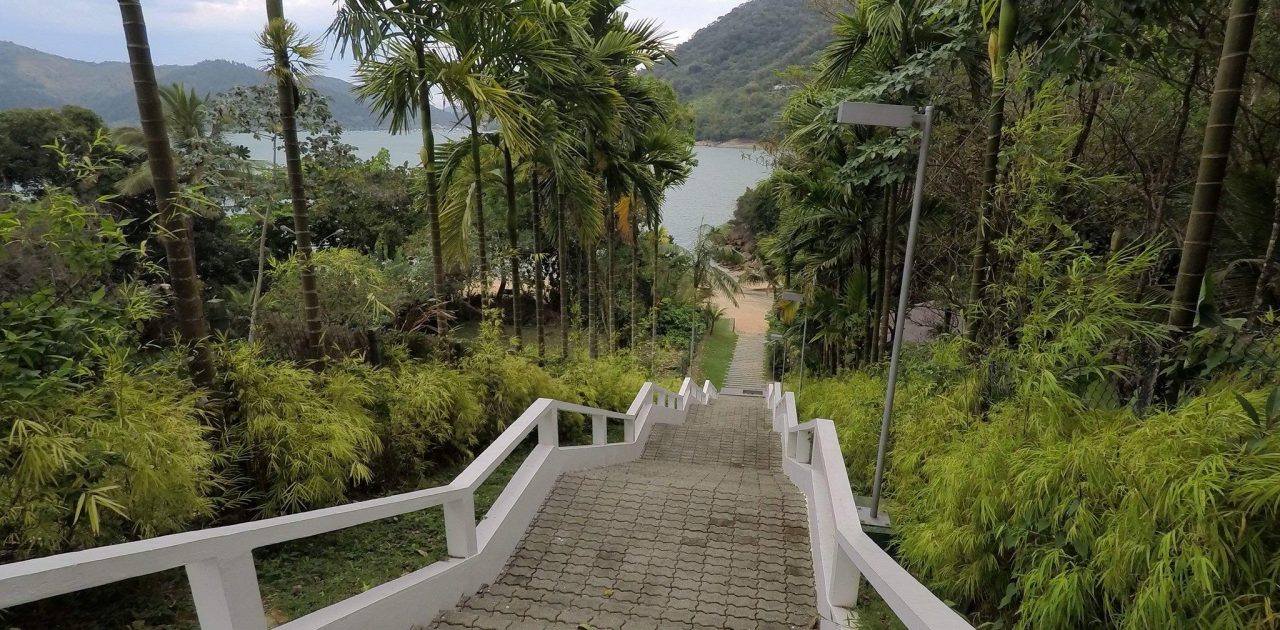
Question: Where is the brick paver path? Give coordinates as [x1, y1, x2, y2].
[429, 396, 818, 629]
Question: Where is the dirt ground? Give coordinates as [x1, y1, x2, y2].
[713, 281, 773, 334]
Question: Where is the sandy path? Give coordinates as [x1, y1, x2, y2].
[714, 280, 772, 334]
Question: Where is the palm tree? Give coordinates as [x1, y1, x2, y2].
[263, 0, 324, 361]
[1169, 0, 1261, 330]
[331, 0, 493, 335]
[116, 0, 216, 390]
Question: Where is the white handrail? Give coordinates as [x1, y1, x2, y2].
[765, 382, 972, 630]
[0, 380, 702, 630]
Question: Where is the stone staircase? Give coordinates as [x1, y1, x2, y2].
[722, 333, 766, 395]
[429, 397, 817, 629]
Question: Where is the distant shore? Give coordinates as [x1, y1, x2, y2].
[695, 138, 761, 150]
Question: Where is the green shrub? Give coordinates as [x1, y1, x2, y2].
[372, 362, 483, 480]
[260, 248, 405, 334]
[1, 351, 214, 558]
[220, 343, 381, 515]
[462, 315, 574, 439]
[556, 352, 649, 413]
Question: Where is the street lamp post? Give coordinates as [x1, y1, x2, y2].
[778, 291, 806, 396]
[837, 102, 935, 521]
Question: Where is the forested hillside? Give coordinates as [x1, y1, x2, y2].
[0, 41, 456, 129]
[651, 0, 832, 141]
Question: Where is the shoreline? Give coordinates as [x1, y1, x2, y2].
[695, 138, 761, 150]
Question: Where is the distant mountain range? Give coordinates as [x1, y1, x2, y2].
[0, 41, 458, 130]
[652, 0, 833, 142]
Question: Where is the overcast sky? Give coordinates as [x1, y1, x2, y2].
[1, 0, 747, 78]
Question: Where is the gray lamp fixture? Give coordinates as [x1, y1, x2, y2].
[836, 102, 935, 521]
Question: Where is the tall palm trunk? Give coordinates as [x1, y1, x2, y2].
[118, 0, 215, 390]
[1170, 0, 1260, 329]
[266, 0, 323, 361]
[650, 205, 659, 374]
[557, 191, 570, 357]
[605, 201, 615, 352]
[502, 146, 522, 348]
[630, 204, 640, 349]
[587, 240, 598, 359]
[467, 108, 489, 301]
[1248, 173, 1280, 325]
[532, 172, 546, 361]
[965, 0, 1017, 341]
[415, 42, 447, 336]
[874, 189, 894, 361]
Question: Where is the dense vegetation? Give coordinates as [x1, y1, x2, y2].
[729, 0, 1280, 626]
[0, 0, 738, 626]
[650, 0, 832, 141]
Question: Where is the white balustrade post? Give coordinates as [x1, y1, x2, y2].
[443, 492, 478, 558]
[829, 546, 862, 609]
[624, 415, 637, 442]
[186, 553, 267, 630]
[592, 414, 607, 445]
[538, 404, 559, 447]
[796, 429, 813, 464]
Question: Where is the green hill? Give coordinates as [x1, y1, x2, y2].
[0, 41, 457, 130]
[652, 0, 833, 142]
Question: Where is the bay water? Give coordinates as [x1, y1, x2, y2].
[228, 129, 770, 248]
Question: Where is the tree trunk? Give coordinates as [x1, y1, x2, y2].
[650, 205, 659, 374]
[1248, 173, 1280, 325]
[587, 239, 598, 359]
[415, 42, 447, 336]
[468, 110, 489, 302]
[118, 0, 216, 390]
[605, 197, 615, 352]
[557, 191, 570, 357]
[1169, 0, 1260, 330]
[630, 202, 640, 349]
[875, 189, 894, 361]
[266, 0, 323, 363]
[503, 145, 522, 349]
[248, 206, 271, 342]
[965, 0, 1017, 341]
[532, 172, 546, 361]
[1151, 53, 1202, 239]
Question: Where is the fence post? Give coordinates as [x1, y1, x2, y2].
[830, 546, 862, 610]
[538, 403, 558, 447]
[592, 414, 607, 445]
[796, 428, 813, 464]
[443, 492, 478, 558]
[186, 553, 267, 630]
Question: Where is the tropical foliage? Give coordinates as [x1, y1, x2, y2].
[749, 0, 1280, 626]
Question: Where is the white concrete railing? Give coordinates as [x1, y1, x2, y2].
[0, 378, 718, 630]
[765, 382, 972, 630]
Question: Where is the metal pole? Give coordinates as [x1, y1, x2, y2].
[689, 323, 695, 376]
[870, 106, 933, 519]
[781, 334, 787, 392]
[798, 318, 808, 395]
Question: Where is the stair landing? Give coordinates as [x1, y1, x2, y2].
[429, 397, 817, 629]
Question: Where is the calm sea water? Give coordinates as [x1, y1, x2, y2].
[227, 129, 770, 248]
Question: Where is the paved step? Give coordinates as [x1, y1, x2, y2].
[430, 397, 817, 629]
[723, 333, 766, 393]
